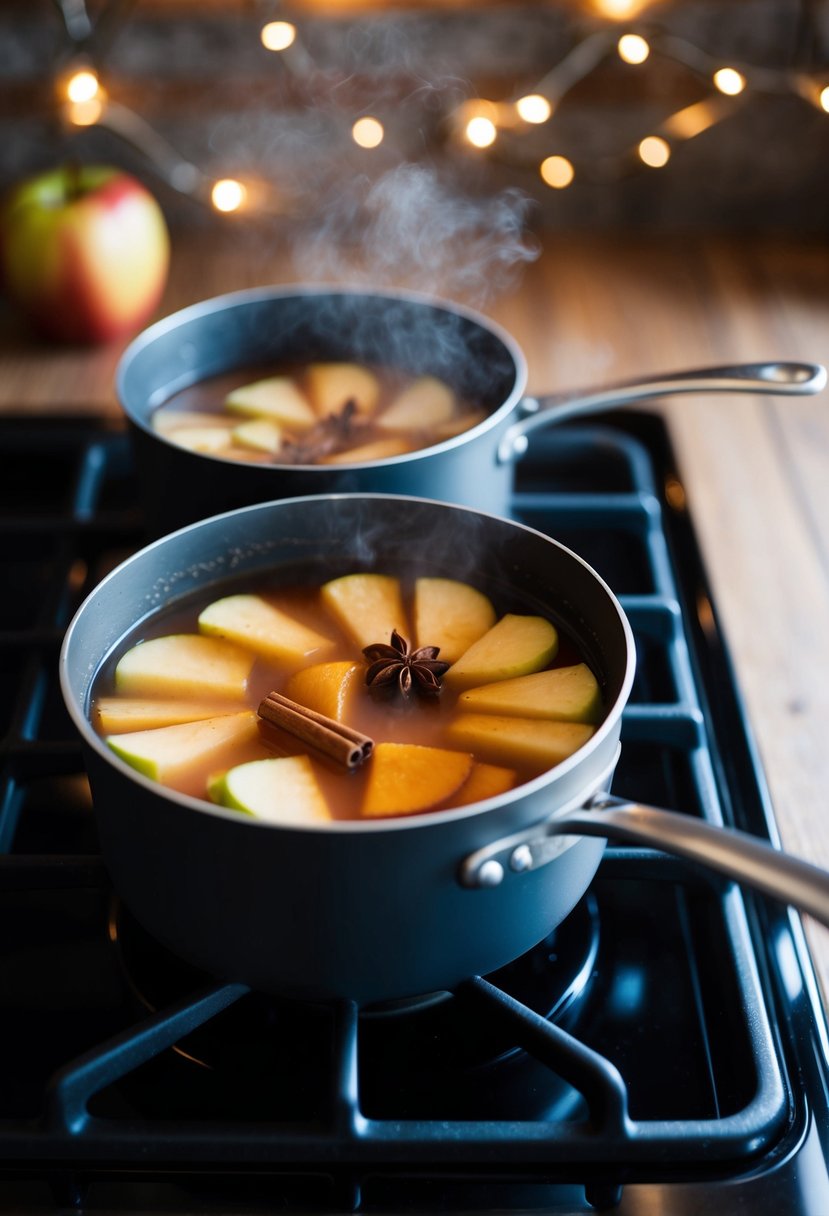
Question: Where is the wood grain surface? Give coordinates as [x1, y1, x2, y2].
[2, 231, 828, 1000]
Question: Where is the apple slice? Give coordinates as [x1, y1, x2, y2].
[232, 418, 283, 454]
[94, 696, 242, 734]
[198, 594, 335, 664]
[413, 577, 496, 664]
[305, 363, 381, 417]
[361, 742, 473, 818]
[225, 377, 316, 430]
[434, 409, 488, 439]
[208, 755, 331, 824]
[320, 436, 415, 464]
[378, 376, 456, 431]
[153, 410, 230, 435]
[107, 710, 259, 783]
[115, 634, 254, 699]
[446, 714, 594, 770]
[165, 425, 236, 454]
[444, 614, 559, 691]
[458, 663, 602, 724]
[452, 761, 517, 806]
[321, 573, 408, 651]
[285, 660, 362, 722]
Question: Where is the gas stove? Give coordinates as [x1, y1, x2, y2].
[1, 412, 828, 1213]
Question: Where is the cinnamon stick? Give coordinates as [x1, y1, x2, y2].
[257, 691, 373, 770]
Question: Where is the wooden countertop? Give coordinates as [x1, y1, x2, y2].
[2, 230, 829, 1001]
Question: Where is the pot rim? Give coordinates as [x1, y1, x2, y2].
[116, 282, 529, 471]
[60, 492, 636, 836]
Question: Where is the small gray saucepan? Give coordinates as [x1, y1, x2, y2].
[116, 285, 827, 535]
[60, 494, 829, 1005]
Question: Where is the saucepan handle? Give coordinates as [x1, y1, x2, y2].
[498, 361, 828, 464]
[459, 793, 829, 930]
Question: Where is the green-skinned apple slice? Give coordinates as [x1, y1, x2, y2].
[306, 363, 381, 417]
[225, 376, 316, 429]
[208, 754, 331, 823]
[114, 634, 253, 699]
[458, 663, 602, 723]
[199, 594, 335, 664]
[106, 710, 259, 783]
[413, 577, 496, 663]
[377, 376, 456, 431]
[94, 697, 242, 734]
[444, 614, 559, 691]
[361, 742, 473, 818]
[231, 418, 283, 454]
[446, 714, 594, 770]
[285, 661, 362, 722]
[321, 573, 408, 651]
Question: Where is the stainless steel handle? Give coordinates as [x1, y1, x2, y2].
[498, 361, 827, 463]
[460, 792, 829, 930]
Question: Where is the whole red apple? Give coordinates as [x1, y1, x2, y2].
[0, 164, 170, 344]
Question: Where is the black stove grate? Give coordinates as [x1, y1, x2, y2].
[1, 414, 828, 1214]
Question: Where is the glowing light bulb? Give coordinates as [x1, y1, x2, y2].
[66, 69, 100, 104]
[819, 85, 829, 113]
[617, 34, 650, 65]
[68, 98, 103, 126]
[211, 179, 246, 213]
[638, 136, 671, 167]
[540, 156, 575, 189]
[713, 67, 746, 96]
[465, 116, 497, 148]
[593, 0, 646, 18]
[516, 94, 552, 124]
[352, 116, 384, 148]
[261, 21, 296, 51]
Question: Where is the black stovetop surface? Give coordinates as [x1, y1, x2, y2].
[1, 412, 828, 1214]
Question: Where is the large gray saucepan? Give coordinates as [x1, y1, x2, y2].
[117, 285, 827, 534]
[60, 494, 829, 1005]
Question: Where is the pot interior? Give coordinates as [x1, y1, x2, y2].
[64, 495, 633, 791]
[118, 289, 522, 432]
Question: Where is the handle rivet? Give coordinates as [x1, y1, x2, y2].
[476, 859, 505, 888]
[510, 845, 533, 873]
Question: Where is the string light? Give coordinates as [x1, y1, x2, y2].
[713, 67, 746, 96]
[465, 115, 498, 148]
[352, 116, 384, 148]
[65, 68, 100, 103]
[617, 34, 650, 65]
[211, 179, 246, 213]
[260, 21, 296, 52]
[516, 94, 552, 124]
[41, 2, 829, 216]
[638, 135, 671, 167]
[540, 155, 575, 188]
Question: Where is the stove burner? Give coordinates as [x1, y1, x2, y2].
[107, 895, 600, 1120]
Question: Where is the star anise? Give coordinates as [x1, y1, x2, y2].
[281, 399, 366, 464]
[363, 629, 450, 699]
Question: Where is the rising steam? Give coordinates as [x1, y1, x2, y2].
[289, 162, 540, 308]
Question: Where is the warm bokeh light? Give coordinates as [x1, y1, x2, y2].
[465, 116, 498, 148]
[67, 98, 103, 126]
[516, 94, 552, 124]
[820, 85, 829, 112]
[592, 0, 648, 18]
[713, 67, 746, 96]
[260, 21, 296, 51]
[617, 34, 650, 65]
[66, 69, 100, 103]
[540, 155, 575, 189]
[352, 116, 384, 148]
[211, 179, 247, 212]
[638, 136, 671, 167]
[662, 99, 722, 140]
